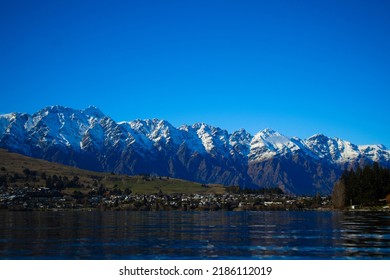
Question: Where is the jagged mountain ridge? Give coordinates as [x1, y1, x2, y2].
[1, 105, 389, 195]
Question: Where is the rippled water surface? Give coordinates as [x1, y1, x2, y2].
[1, 211, 390, 259]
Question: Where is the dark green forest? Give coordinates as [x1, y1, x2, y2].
[332, 163, 390, 208]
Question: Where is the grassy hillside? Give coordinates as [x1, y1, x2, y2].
[0, 149, 225, 194]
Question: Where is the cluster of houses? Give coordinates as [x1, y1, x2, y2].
[0, 185, 332, 211]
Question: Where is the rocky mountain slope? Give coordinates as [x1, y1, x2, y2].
[1, 106, 389, 195]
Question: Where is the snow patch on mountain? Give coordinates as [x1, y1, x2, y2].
[229, 129, 252, 158]
[248, 129, 303, 161]
[358, 144, 390, 162]
[193, 123, 216, 153]
[178, 125, 207, 154]
[305, 134, 362, 163]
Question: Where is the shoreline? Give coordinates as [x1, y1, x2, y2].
[2, 205, 389, 212]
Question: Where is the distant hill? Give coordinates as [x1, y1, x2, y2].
[0, 149, 225, 195]
[1, 105, 390, 195]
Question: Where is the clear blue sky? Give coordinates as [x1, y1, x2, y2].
[1, 0, 389, 146]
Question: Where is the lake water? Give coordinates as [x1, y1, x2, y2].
[1, 211, 390, 259]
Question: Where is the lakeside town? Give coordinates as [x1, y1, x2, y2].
[0, 183, 333, 211]
[1, 149, 390, 212]
[0, 152, 335, 212]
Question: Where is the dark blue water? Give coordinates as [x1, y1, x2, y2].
[1, 211, 390, 259]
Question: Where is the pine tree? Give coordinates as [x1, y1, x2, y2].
[334, 163, 390, 208]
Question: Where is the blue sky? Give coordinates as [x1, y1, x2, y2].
[1, 0, 389, 146]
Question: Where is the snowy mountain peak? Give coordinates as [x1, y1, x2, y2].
[305, 134, 361, 163]
[248, 129, 303, 161]
[254, 129, 292, 147]
[41, 105, 67, 113]
[123, 118, 183, 148]
[231, 128, 251, 140]
[82, 105, 105, 119]
[229, 129, 252, 158]
[307, 133, 329, 142]
[1, 112, 18, 121]
[358, 144, 390, 162]
[192, 122, 211, 131]
[128, 118, 173, 135]
[259, 128, 278, 136]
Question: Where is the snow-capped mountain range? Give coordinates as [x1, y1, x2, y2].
[1, 106, 389, 195]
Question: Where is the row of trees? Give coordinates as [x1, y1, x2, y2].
[226, 185, 284, 195]
[0, 167, 84, 190]
[332, 163, 390, 208]
[45, 175, 82, 190]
